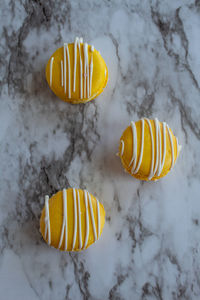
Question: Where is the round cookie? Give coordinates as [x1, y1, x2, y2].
[119, 118, 181, 181]
[46, 37, 108, 104]
[40, 188, 105, 251]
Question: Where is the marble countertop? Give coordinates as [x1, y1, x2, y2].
[1, 0, 200, 299]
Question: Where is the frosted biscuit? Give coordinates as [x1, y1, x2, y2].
[119, 118, 181, 181]
[46, 37, 108, 104]
[40, 188, 105, 251]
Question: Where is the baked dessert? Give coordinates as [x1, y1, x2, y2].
[40, 188, 105, 251]
[46, 37, 108, 104]
[119, 118, 181, 181]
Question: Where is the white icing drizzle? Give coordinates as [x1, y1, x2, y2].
[58, 189, 68, 250]
[45, 187, 100, 251]
[77, 189, 82, 249]
[156, 120, 162, 176]
[83, 43, 89, 98]
[145, 118, 155, 180]
[157, 122, 166, 176]
[50, 57, 54, 87]
[72, 188, 78, 250]
[120, 140, 124, 156]
[66, 44, 71, 98]
[166, 124, 174, 169]
[44, 195, 51, 245]
[78, 38, 83, 99]
[83, 190, 89, 249]
[96, 199, 101, 239]
[129, 121, 137, 171]
[64, 189, 68, 250]
[153, 118, 160, 176]
[89, 45, 94, 97]
[132, 118, 145, 174]
[88, 191, 97, 241]
[73, 37, 79, 92]
[127, 118, 179, 180]
[63, 44, 67, 94]
[61, 60, 64, 87]
[60, 38, 95, 99]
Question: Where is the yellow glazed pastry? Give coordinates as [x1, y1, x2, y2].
[46, 37, 108, 104]
[119, 118, 181, 181]
[40, 188, 105, 251]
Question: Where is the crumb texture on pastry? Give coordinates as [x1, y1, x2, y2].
[119, 118, 181, 181]
[40, 188, 105, 251]
[46, 37, 108, 104]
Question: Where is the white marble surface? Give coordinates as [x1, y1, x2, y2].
[0, 0, 200, 299]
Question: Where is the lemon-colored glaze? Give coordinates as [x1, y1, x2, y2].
[40, 188, 105, 251]
[119, 119, 181, 181]
[46, 41, 108, 104]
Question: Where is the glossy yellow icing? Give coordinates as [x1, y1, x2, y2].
[40, 188, 105, 251]
[119, 118, 181, 181]
[46, 39, 108, 104]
